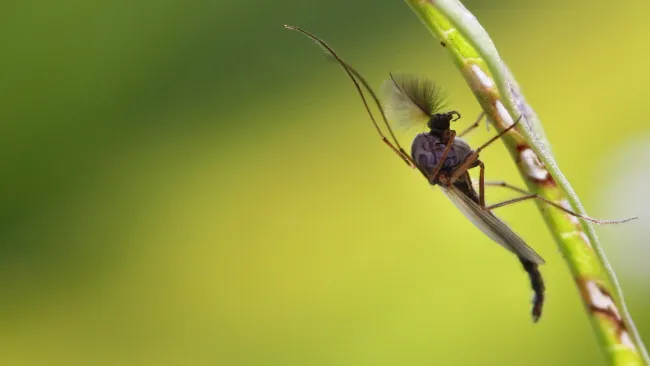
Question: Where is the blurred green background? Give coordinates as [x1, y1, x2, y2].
[2, 0, 649, 365]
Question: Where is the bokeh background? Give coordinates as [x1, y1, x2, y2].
[2, 0, 649, 365]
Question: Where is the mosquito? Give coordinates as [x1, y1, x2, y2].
[285, 25, 637, 322]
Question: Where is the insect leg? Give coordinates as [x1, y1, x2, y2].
[472, 115, 521, 154]
[481, 181, 529, 195]
[484, 192, 638, 224]
[285, 25, 415, 168]
[448, 116, 522, 184]
[472, 180, 529, 204]
[457, 112, 485, 138]
[454, 116, 635, 224]
[340, 62, 415, 168]
[474, 164, 637, 224]
[427, 130, 457, 184]
[476, 160, 486, 207]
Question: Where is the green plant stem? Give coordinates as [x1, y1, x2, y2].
[404, 0, 648, 365]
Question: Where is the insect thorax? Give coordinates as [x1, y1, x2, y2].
[411, 133, 472, 177]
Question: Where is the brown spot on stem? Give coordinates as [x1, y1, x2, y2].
[577, 279, 634, 349]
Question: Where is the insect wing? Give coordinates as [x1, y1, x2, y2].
[440, 184, 545, 265]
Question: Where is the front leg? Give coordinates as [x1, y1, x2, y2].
[448, 116, 521, 185]
[448, 150, 481, 184]
[427, 130, 457, 185]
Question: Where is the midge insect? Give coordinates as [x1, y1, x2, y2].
[285, 25, 637, 322]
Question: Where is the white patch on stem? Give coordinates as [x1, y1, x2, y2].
[520, 149, 549, 181]
[621, 331, 637, 350]
[471, 65, 493, 89]
[560, 232, 575, 239]
[495, 101, 514, 127]
[443, 29, 455, 38]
